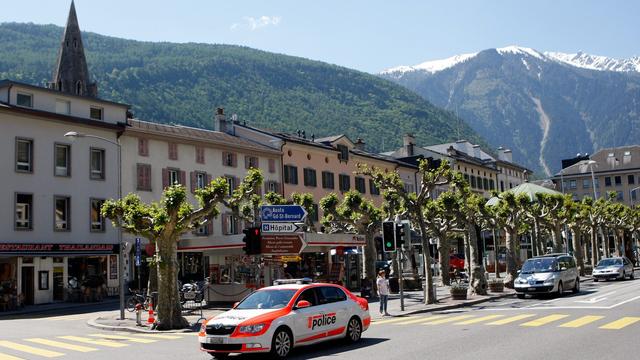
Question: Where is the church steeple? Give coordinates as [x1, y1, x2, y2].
[51, 1, 97, 97]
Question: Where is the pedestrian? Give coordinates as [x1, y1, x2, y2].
[376, 270, 390, 316]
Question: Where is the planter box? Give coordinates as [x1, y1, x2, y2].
[451, 292, 468, 300]
[488, 282, 504, 293]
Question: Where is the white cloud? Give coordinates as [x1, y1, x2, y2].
[230, 16, 281, 31]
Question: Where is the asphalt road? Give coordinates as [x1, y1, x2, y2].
[0, 272, 638, 360]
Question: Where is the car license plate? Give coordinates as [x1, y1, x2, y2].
[206, 337, 225, 344]
[528, 288, 535, 291]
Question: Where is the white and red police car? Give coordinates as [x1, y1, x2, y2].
[198, 279, 370, 359]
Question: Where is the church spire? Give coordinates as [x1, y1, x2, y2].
[51, 1, 97, 97]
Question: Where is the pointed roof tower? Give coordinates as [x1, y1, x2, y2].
[51, 1, 97, 97]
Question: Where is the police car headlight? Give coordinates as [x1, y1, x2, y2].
[239, 323, 266, 334]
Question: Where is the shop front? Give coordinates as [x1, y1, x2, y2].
[0, 243, 120, 307]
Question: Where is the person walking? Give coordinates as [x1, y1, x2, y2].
[376, 270, 390, 316]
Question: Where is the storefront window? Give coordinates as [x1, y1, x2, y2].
[67, 256, 107, 302]
[0, 259, 18, 311]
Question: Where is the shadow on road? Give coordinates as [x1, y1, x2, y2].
[241, 337, 388, 359]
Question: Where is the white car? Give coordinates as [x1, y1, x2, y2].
[593, 257, 635, 281]
[198, 280, 370, 359]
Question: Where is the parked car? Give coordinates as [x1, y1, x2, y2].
[514, 253, 579, 299]
[592, 257, 635, 281]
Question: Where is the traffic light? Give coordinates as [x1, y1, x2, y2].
[396, 221, 411, 248]
[242, 226, 262, 255]
[382, 221, 396, 252]
[395, 223, 404, 248]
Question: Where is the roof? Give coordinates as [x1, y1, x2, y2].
[425, 141, 495, 162]
[315, 134, 347, 143]
[554, 145, 640, 177]
[486, 182, 562, 206]
[0, 101, 125, 131]
[0, 79, 130, 108]
[350, 148, 417, 169]
[126, 119, 281, 155]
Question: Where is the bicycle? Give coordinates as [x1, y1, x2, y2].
[125, 288, 151, 312]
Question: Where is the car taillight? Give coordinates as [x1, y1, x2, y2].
[358, 297, 368, 311]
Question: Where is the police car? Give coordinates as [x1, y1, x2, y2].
[198, 279, 370, 359]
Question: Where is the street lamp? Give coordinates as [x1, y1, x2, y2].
[64, 131, 124, 320]
[586, 160, 598, 199]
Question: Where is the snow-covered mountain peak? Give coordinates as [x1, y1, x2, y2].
[544, 51, 640, 72]
[496, 46, 545, 60]
[381, 52, 478, 76]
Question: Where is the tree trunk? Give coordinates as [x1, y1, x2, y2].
[417, 218, 436, 304]
[602, 227, 610, 258]
[467, 224, 487, 296]
[552, 225, 563, 253]
[464, 233, 471, 276]
[362, 232, 377, 294]
[146, 261, 158, 298]
[531, 223, 538, 257]
[582, 234, 589, 268]
[493, 228, 500, 278]
[571, 229, 585, 276]
[503, 228, 518, 288]
[156, 236, 189, 330]
[590, 227, 598, 266]
[437, 235, 451, 286]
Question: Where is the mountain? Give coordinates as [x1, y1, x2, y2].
[380, 46, 640, 175]
[0, 22, 484, 154]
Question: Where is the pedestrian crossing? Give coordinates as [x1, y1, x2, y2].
[0, 332, 193, 359]
[372, 313, 640, 331]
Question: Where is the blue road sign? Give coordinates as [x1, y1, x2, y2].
[135, 238, 141, 267]
[260, 205, 307, 222]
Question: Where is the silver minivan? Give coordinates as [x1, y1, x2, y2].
[514, 254, 580, 299]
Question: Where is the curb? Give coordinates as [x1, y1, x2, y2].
[87, 317, 197, 333]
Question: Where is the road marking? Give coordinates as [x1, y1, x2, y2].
[0, 353, 24, 360]
[558, 315, 604, 328]
[58, 336, 128, 348]
[575, 291, 616, 304]
[486, 314, 536, 325]
[455, 315, 504, 325]
[372, 317, 414, 325]
[520, 314, 569, 327]
[122, 333, 183, 340]
[25, 338, 97, 352]
[423, 315, 475, 325]
[0, 341, 64, 358]
[599, 317, 640, 330]
[395, 316, 444, 325]
[88, 334, 157, 343]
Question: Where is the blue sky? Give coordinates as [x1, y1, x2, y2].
[2, 0, 639, 73]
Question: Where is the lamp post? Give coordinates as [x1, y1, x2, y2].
[65, 131, 124, 320]
[586, 160, 598, 199]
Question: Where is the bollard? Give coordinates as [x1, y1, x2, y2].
[147, 302, 155, 324]
[135, 303, 142, 326]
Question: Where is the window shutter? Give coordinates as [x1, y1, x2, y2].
[222, 214, 229, 235]
[253, 157, 259, 168]
[136, 164, 144, 189]
[180, 170, 186, 186]
[234, 217, 241, 235]
[206, 173, 212, 187]
[190, 171, 196, 193]
[222, 152, 228, 166]
[138, 138, 148, 156]
[233, 176, 240, 190]
[231, 153, 238, 167]
[245, 155, 250, 169]
[206, 219, 214, 236]
[162, 168, 169, 188]
[275, 181, 281, 194]
[268, 159, 275, 173]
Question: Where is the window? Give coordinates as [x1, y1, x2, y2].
[90, 148, 105, 180]
[15, 193, 33, 230]
[311, 203, 319, 222]
[322, 171, 335, 189]
[628, 174, 635, 185]
[339, 174, 350, 192]
[223, 214, 239, 235]
[265, 180, 279, 193]
[470, 175, 477, 188]
[268, 159, 276, 173]
[284, 165, 298, 185]
[616, 191, 624, 202]
[296, 289, 317, 306]
[245, 156, 259, 169]
[605, 177, 612, 187]
[138, 138, 149, 156]
[54, 196, 71, 231]
[15, 138, 33, 173]
[569, 180, 577, 189]
[500, 180, 504, 192]
[303, 168, 317, 187]
[55, 100, 70, 115]
[168, 143, 178, 160]
[196, 147, 205, 164]
[370, 179, 380, 195]
[632, 189, 638, 202]
[337, 145, 349, 162]
[17, 93, 33, 108]
[90, 107, 103, 120]
[54, 144, 71, 177]
[136, 164, 152, 191]
[317, 286, 347, 304]
[222, 152, 237, 167]
[225, 176, 236, 196]
[196, 172, 207, 190]
[355, 177, 366, 194]
[483, 178, 489, 190]
[582, 179, 590, 188]
[90, 199, 105, 232]
[489, 179, 495, 190]
[168, 169, 180, 185]
[614, 176, 622, 186]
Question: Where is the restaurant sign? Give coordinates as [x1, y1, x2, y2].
[0, 243, 119, 255]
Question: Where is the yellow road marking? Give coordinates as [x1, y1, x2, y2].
[0, 341, 64, 358]
[25, 338, 97, 352]
[599, 317, 640, 330]
[455, 315, 504, 325]
[58, 336, 128, 348]
[0, 352, 24, 360]
[372, 317, 414, 325]
[558, 316, 604, 328]
[487, 314, 536, 325]
[88, 334, 156, 344]
[520, 314, 569, 327]
[395, 316, 444, 325]
[123, 333, 183, 340]
[423, 314, 475, 325]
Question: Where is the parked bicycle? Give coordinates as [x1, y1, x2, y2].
[125, 288, 152, 312]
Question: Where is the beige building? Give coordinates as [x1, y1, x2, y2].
[553, 146, 640, 206]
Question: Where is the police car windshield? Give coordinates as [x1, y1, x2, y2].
[236, 290, 297, 310]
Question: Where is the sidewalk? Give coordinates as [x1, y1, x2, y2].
[0, 298, 118, 318]
[88, 307, 225, 333]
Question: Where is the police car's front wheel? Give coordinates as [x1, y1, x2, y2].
[271, 327, 292, 359]
[345, 317, 362, 343]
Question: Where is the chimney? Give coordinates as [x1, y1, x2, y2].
[215, 107, 228, 133]
[472, 144, 481, 159]
[447, 146, 456, 156]
[403, 133, 415, 156]
[354, 138, 365, 151]
[454, 139, 467, 152]
[502, 149, 513, 163]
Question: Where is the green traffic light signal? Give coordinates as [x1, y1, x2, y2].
[382, 221, 396, 252]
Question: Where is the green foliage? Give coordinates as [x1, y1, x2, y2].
[320, 191, 382, 235]
[0, 23, 485, 153]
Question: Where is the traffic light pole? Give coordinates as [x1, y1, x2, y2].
[399, 247, 404, 311]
